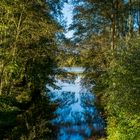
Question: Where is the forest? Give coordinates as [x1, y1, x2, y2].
[0, 0, 140, 140]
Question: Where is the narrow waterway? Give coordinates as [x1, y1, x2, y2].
[47, 67, 104, 140]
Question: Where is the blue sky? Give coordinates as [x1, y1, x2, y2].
[62, 2, 74, 38]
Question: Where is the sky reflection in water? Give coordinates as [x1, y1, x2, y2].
[47, 67, 104, 140]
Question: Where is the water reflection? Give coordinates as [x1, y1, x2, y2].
[47, 67, 104, 140]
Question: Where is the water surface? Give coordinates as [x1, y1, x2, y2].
[47, 67, 103, 140]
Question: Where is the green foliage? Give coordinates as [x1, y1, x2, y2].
[82, 37, 140, 140]
[0, 0, 60, 95]
[71, 0, 140, 139]
[104, 38, 140, 140]
[0, 0, 64, 139]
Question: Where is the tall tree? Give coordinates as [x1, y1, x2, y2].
[70, 0, 140, 139]
[0, 0, 64, 139]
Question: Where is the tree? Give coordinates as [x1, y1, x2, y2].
[70, 0, 140, 139]
[0, 0, 64, 139]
